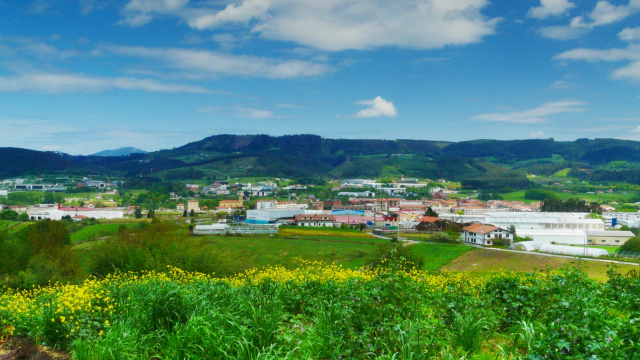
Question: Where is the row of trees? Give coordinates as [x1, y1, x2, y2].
[540, 198, 601, 213]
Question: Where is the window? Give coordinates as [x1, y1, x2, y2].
[615, 240, 620, 243]
[601, 240, 606, 243]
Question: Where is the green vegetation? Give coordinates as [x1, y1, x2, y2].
[409, 242, 474, 271]
[445, 248, 638, 281]
[70, 223, 138, 243]
[2, 261, 640, 359]
[620, 236, 640, 253]
[552, 167, 571, 177]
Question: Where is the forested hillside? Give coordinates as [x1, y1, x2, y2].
[5, 135, 640, 189]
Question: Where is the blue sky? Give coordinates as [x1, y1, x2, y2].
[1, 0, 640, 154]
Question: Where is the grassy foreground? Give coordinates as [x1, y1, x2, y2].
[1, 262, 639, 359]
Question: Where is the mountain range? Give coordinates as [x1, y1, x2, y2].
[3, 135, 640, 189]
[90, 147, 148, 157]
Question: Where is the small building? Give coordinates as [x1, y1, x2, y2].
[461, 224, 512, 246]
[294, 214, 337, 227]
[587, 230, 635, 246]
[216, 197, 244, 211]
[176, 203, 185, 212]
[187, 200, 200, 213]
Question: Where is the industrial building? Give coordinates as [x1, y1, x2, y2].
[245, 208, 305, 224]
[27, 203, 125, 220]
[587, 230, 635, 246]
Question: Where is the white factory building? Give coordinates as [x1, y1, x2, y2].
[440, 212, 605, 231]
[245, 208, 306, 224]
[441, 211, 622, 246]
[27, 204, 126, 220]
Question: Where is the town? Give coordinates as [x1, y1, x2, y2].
[2, 174, 638, 260]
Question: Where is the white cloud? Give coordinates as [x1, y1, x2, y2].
[586, 1, 634, 27]
[630, 125, 640, 133]
[355, 96, 398, 118]
[538, 1, 640, 40]
[119, 0, 189, 26]
[612, 61, 640, 81]
[120, 0, 501, 52]
[473, 101, 587, 124]
[538, 25, 587, 40]
[619, 27, 640, 42]
[79, 0, 109, 14]
[528, 0, 575, 19]
[555, 44, 640, 82]
[199, 105, 275, 118]
[529, 131, 546, 138]
[106, 45, 331, 78]
[555, 44, 640, 62]
[0, 72, 209, 93]
[549, 79, 575, 89]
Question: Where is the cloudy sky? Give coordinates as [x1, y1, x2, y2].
[1, 0, 640, 154]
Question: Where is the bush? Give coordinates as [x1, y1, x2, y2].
[366, 243, 424, 271]
[620, 236, 640, 252]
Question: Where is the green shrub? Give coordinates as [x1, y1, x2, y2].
[620, 236, 640, 252]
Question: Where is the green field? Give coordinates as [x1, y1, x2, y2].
[409, 242, 473, 271]
[70, 223, 139, 243]
[279, 226, 373, 238]
[198, 235, 384, 270]
[501, 190, 637, 203]
[445, 248, 637, 281]
[0, 220, 32, 234]
[552, 167, 571, 178]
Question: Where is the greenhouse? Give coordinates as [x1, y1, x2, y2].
[539, 244, 609, 258]
[509, 241, 545, 252]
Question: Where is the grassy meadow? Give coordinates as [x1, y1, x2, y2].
[444, 248, 638, 281]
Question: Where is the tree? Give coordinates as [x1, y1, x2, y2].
[18, 212, 29, 221]
[134, 208, 143, 219]
[190, 209, 195, 217]
[620, 237, 640, 253]
[147, 209, 155, 219]
[183, 210, 188, 217]
[424, 207, 438, 217]
[0, 209, 18, 220]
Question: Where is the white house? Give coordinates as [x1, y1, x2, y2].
[461, 224, 513, 246]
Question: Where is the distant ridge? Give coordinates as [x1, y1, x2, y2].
[91, 147, 148, 157]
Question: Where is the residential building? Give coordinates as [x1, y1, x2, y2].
[461, 224, 512, 246]
[187, 200, 200, 213]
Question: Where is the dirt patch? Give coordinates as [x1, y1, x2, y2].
[0, 338, 70, 360]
